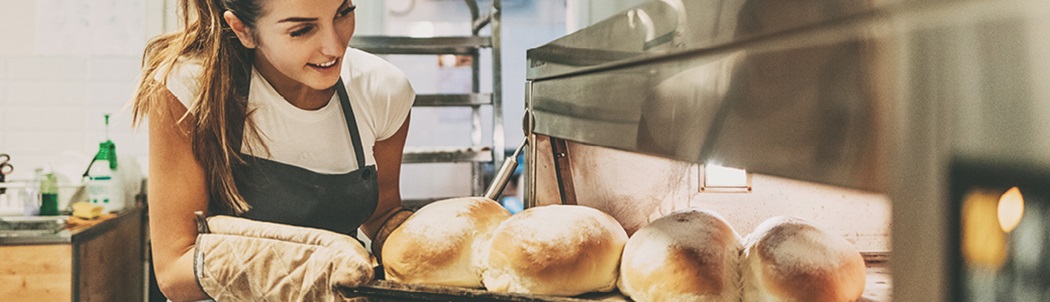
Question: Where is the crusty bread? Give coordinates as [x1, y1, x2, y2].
[618, 208, 743, 302]
[741, 216, 866, 302]
[482, 205, 628, 296]
[382, 197, 511, 287]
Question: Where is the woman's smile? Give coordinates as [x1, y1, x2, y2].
[309, 58, 339, 68]
[307, 57, 341, 76]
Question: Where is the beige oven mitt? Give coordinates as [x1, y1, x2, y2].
[194, 214, 376, 301]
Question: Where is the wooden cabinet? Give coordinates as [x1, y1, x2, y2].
[0, 245, 72, 301]
[0, 207, 145, 302]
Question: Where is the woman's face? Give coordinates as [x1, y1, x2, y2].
[249, 0, 356, 92]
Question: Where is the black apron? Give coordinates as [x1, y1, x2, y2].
[230, 80, 378, 237]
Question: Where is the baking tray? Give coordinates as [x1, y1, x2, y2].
[342, 280, 629, 302]
[340, 259, 890, 302]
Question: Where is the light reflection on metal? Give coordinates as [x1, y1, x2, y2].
[700, 164, 751, 193]
[997, 187, 1024, 233]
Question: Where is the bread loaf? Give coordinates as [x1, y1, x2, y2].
[741, 216, 866, 302]
[618, 208, 742, 302]
[482, 205, 628, 296]
[381, 197, 510, 287]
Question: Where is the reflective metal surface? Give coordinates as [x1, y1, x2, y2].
[413, 94, 493, 107]
[0, 215, 73, 244]
[0, 216, 67, 237]
[530, 0, 891, 191]
[350, 36, 491, 55]
[527, 0, 896, 80]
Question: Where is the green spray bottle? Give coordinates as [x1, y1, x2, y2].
[85, 114, 122, 212]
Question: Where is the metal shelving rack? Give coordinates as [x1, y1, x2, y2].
[351, 0, 503, 198]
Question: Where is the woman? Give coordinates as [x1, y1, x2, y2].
[131, 0, 415, 300]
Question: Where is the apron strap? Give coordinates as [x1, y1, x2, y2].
[336, 79, 368, 169]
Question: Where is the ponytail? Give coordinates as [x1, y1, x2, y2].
[132, 0, 263, 215]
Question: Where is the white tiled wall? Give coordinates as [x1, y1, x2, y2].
[0, 1, 36, 57]
[0, 55, 145, 182]
[7, 57, 88, 81]
[0, 0, 156, 184]
[0, 94, 5, 152]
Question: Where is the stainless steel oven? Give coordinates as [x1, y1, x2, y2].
[523, 0, 1050, 301]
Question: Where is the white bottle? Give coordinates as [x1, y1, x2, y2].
[22, 168, 43, 216]
[87, 159, 124, 213]
[87, 116, 126, 213]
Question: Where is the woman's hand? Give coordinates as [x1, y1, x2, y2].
[196, 215, 376, 301]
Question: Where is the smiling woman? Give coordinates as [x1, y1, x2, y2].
[239, 0, 358, 109]
[129, 0, 416, 301]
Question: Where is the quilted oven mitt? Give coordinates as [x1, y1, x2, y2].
[194, 214, 376, 301]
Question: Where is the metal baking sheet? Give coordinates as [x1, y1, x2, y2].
[344, 266, 888, 302]
[343, 280, 627, 302]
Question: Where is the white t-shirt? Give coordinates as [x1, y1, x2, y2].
[163, 48, 415, 174]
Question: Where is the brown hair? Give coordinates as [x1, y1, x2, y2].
[131, 0, 265, 215]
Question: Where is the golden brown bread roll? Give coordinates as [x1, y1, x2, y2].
[381, 197, 510, 287]
[741, 216, 866, 302]
[618, 208, 743, 302]
[482, 205, 628, 296]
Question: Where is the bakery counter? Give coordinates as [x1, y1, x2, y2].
[0, 206, 146, 301]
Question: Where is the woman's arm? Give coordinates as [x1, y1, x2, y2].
[147, 88, 211, 302]
[361, 114, 410, 239]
